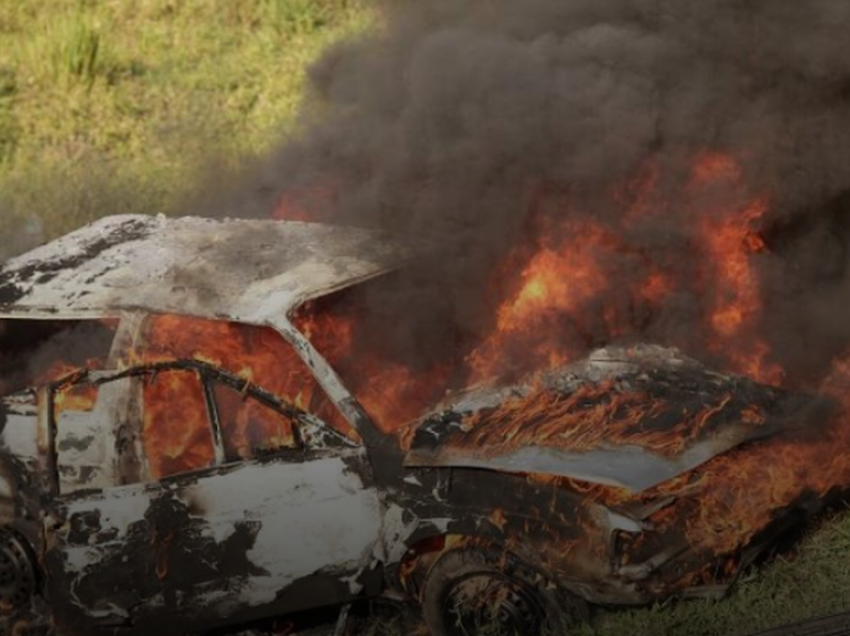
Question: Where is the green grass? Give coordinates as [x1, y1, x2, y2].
[2, 3, 850, 635]
[0, 0, 374, 257]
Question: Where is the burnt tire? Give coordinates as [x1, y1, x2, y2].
[421, 548, 586, 636]
[0, 528, 37, 615]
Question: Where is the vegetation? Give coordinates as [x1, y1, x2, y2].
[0, 0, 373, 257]
[574, 506, 850, 636]
[2, 2, 850, 635]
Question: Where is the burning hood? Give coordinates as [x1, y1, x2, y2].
[0, 214, 429, 325]
[405, 345, 831, 492]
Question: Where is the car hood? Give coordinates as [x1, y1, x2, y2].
[404, 345, 834, 493]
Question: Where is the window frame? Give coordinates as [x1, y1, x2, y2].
[47, 358, 353, 490]
[139, 363, 221, 477]
[203, 371, 305, 463]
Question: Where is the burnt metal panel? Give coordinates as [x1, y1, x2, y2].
[42, 450, 382, 635]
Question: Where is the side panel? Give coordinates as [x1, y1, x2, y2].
[0, 393, 41, 535]
[43, 451, 382, 634]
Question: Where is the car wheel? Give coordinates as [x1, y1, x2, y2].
[421, 547, 585, 636]
[0, 528, 37, 619]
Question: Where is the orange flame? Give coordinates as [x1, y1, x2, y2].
[690, 153, 783, 384]
[292, 304, 452, 431]
[133, 315, 353, 477]
[466, 221, 613, 383]
[457, 381, 755, 459]
[550, 358, 850, 558]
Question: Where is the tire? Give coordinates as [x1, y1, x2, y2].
[0, 528, 38, 629]
[421, 547, 587, 636]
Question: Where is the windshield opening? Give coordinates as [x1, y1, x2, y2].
[290, 269, 470, 434]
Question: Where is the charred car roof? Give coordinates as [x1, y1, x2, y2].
[406, 345, 833, 492]
[0, 214, 428, 325]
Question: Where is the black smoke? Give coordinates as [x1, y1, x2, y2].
[188, 0, 850, 388]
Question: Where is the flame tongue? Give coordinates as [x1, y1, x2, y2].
[295, 148, 786, 429]
[43, 151, 789, 454]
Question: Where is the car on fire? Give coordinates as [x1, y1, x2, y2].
[0, 214, 841, 636]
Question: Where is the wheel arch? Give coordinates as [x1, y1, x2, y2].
[398, 530, 566, 604]
[417, 541, 589, 636]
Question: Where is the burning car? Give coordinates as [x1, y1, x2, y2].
[0, 214, 845, 636]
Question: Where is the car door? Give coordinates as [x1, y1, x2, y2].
[43, 364, 382, 634]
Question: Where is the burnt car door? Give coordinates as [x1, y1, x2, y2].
[42, 363, 382, 634]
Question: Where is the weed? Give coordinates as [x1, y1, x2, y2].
[63, 20, 101, 86]
[0, 67, 17, 165]
[262, 0, 361, 36]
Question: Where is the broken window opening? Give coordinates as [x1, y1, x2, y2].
[142, 367, 216, 480]
[130, 313, 354, 438]
[211, 381, 300, 462]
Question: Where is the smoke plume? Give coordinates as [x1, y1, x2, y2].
[193, 0, 850, 389]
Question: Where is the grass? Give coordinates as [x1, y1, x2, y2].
[2, 2, 850, 636]
[0, 0, 374, 258]
[572, 507, 850, 636]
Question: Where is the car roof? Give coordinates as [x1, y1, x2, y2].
[0, 214, 429, 326]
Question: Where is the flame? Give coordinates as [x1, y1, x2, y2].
[691, 151, 742, 185]
[457, 152, 782, 388]
[238, 151, 794, 448]
[131, 315, 354, 476]
[214, 383, 297, 458]
[38, 315, 357, 477]
[44, 361, 102, 419]
[457, 381, 753, 459]
[143, 368, 216, 479]
[690, 153, 783, 385]
[466, 223, 612, 382]
[291, 302, 452, 431]
[349, 359, 446, 429]
[54, 382, 98, 418]
[544, 357, 850, 560]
